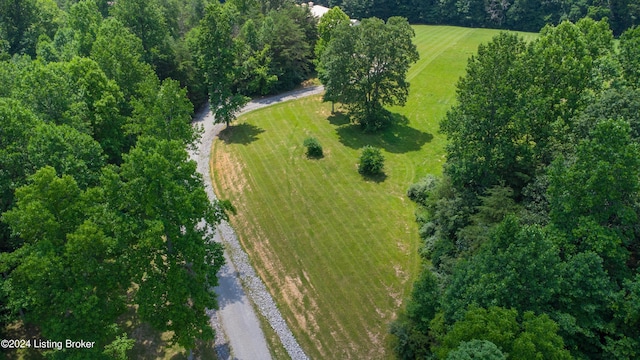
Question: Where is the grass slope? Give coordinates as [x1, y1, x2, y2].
[211, 25, 536, 359]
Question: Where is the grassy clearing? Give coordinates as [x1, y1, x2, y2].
[211, 25, 536, 359]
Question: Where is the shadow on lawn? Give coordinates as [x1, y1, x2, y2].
[361, 171, 388, 183]
[335, 116, 433, 154]
[218, 123, 265, 145]
[327, 111, 350, 126]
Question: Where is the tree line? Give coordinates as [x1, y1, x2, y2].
[393, 18, 640, 359]
[313, 0, 640, 34]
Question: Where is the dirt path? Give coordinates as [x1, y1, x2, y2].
[190, 86, 323, 360]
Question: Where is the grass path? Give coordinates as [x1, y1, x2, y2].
[211, 25, 536, 359]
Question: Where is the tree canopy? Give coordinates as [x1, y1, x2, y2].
[396, 18, 640, 360]
[319, 16, 419, 131]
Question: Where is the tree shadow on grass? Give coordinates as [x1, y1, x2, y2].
[327, 111, 350, 126]
[306, 153, 324, 160]
[218, 123, 265, 145]
[335, 115, 433, 154]
[361, 171, 388, 183]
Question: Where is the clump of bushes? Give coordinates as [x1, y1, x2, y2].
[407, 174, 438, 204]
[358, 146, 384, 175]
[303, 137, 323, 158]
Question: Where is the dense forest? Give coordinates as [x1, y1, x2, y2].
[313, 0, 640, 34]
[393, 18, 640, 360]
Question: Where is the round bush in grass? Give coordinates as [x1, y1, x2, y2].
[303, 137, 323, 158]
[358, 146, 384, 175]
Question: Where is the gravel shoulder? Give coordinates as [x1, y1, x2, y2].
[190, 86, 323, 360]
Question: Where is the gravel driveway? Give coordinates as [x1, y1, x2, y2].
[190, 86, 323, 360]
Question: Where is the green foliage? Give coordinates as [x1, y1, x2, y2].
[9, 57, 126, 162]
[441, 32, 530, 192]
[358, 146, 384, 175]
[27, 123, 106, 189]
[104, 136, 226, 349]
[128, 78, 198, 147]
[260, 4, 317, 91]
[446, 340, 505, 360]
[435, 306, 571, 360]
[1, 167, 125, 357]
[548, 119, 639, 275]
[555, 251, 616, 356]
[443, 216, 562, 322]
[102, 333, 135, 360]
[0, 98, 41, 230]
[389, 313, 433, 360]
[573, 87, 640, 141]
[110, 0, 176, 78]
[456, 185, 522, 252]
[407, 175, 438, 205]
[193, 1, 249, 126]
[404, 19, 640, 360]
[314, 6, 350, 64]
[619, 26, 640, 88]
[303, 137, 323, 158]
[68, 0, 103, 56]
[0, 0, 236, 352]
[0, 0, 63, 56]
[90, 18, 156, 103]
[319, 16, 419, 131]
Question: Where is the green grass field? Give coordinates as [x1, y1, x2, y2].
[211, 25, 537, 359]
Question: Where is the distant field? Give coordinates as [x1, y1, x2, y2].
[211, 25, 537, 359]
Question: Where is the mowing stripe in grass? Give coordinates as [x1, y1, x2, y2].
[211, 25, 537, 359]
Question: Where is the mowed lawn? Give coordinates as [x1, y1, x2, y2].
[210, 25, 537, 359]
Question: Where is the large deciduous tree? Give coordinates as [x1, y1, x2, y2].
[319, 16, 419, 131]
[1, 167, 127, 359]
[440, 32, 530, 192]
[102, 136, 225, 349]
[193, 1, 248, 127]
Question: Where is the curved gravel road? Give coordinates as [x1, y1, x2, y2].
[190, 86, 323, 360]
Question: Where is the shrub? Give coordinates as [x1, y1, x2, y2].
[358, 146, 384, 175]
[407, 175, 438, 205]
[303, 137, 323, 158]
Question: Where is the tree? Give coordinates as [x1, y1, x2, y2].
[102, 136, 226, 349]
[547, 119, 640, 277]
[435, 306, 571, 360]
[554, 251, 617, 357]
[319, 16, 419, 131]
[11, 57, 126, 163]
[315, 6, 350, 62]
[440, 32, 530, 193]
[128, 78, 198, 147]
[110, 0, 176, 79]
[390, 268, 440, 359]
[619, 26, 640, 88]
[234, 21, 278, 96]
[67, 0, 103, 56]
[314, 6, 350, 113]
[1, 167, 126, 359]
[446, 340, 506, 360]
[90, 18, 155, 105]
[193, 1, 248, 127]
[260, 5, 316, 91]
[0, 98, 41, 250]
[27, 123, 106, 189]
[443, 216, 562, 322]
